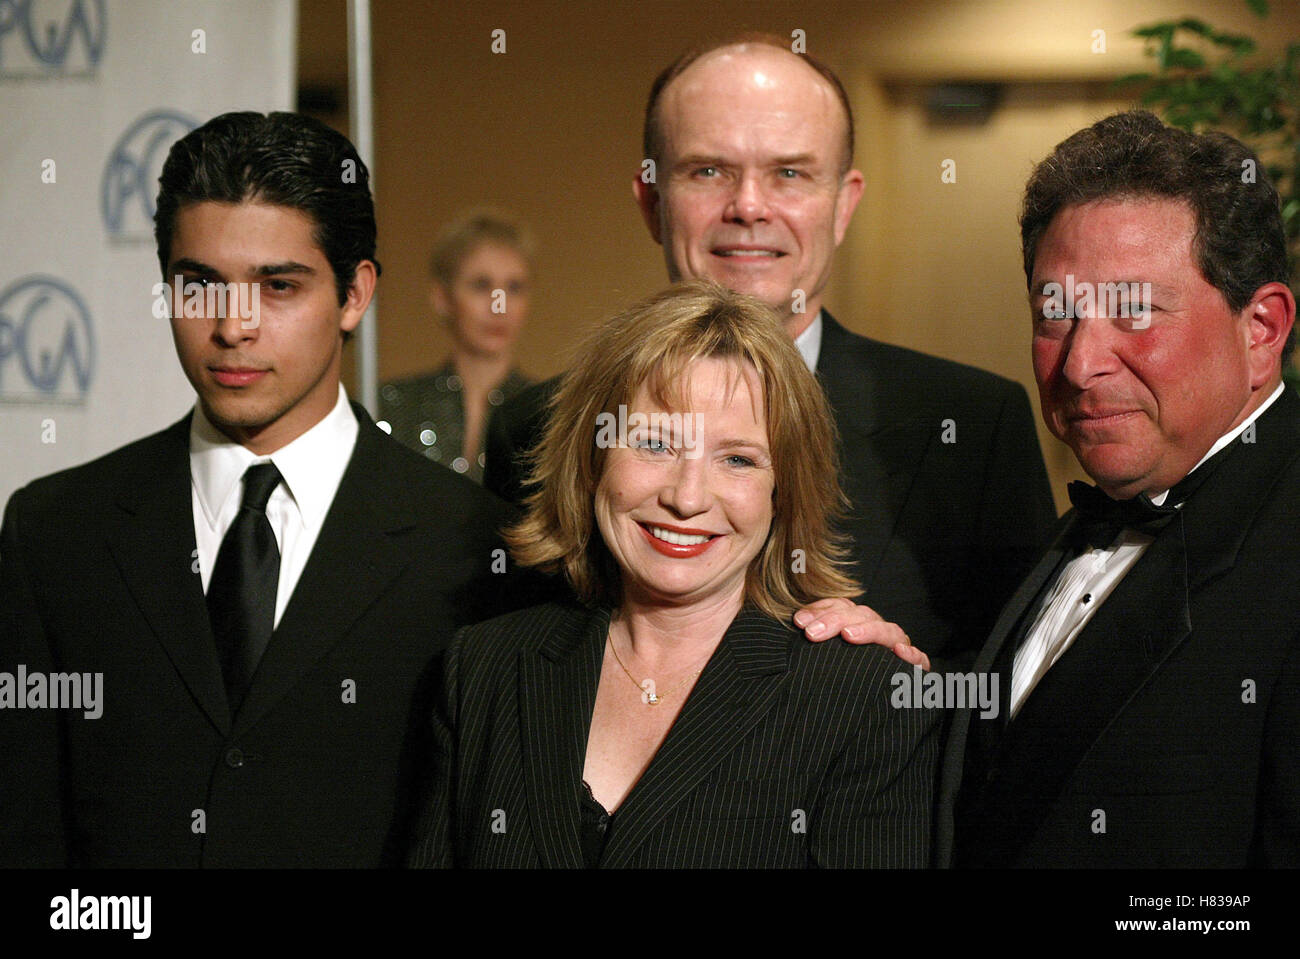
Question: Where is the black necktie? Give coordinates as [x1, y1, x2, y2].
[207, 462, 282, 714]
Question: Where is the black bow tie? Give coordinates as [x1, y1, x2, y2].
[1065, 419, 1256, 549]
[1066, 481, 1180, 548]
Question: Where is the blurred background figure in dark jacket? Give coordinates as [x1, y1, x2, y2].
[379, 210, 533, 482]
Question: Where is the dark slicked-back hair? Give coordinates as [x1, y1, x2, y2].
[154, 111, 381, 308]
[1021, 110, 1294, 361]
[643, 32, 855, 176]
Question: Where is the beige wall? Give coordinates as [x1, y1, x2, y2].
[848, 81, 1137, 506]
[298, 0, 1300, 511]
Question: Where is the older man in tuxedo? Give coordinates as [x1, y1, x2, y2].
[938, 111, 1300, 867]
[0, 112, 523, 867]
[486, 35, 1056, 665]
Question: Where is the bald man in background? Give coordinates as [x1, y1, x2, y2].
[488, 36, 1055, 665]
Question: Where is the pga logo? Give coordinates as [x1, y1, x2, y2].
[0, 275, 95, 402]
[0, 0, 106, 77]
[101, 110, 198, 240]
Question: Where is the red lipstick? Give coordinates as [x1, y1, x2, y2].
[636, 521, 719, 558]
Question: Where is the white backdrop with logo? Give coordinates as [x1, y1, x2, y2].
[0, 0, 296, 507]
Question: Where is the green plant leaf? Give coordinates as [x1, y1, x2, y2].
[1208, 31, 1257, 55]
[1134, 23, 1176, 39]
[1283, 42, 1300, 79]
[1212, 63, 1240, 84]
[1131, 1, 1296, 288]
[1164, 47, 1207, 69]
[1174, 18, 1213, 37]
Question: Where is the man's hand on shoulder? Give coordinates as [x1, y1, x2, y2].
[793, 597, 930, 670]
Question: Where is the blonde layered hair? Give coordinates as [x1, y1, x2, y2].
[507, 279, 858, 620]
[428, 208, 534, 287]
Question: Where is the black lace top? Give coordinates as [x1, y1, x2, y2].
[579, 780, 613, 868]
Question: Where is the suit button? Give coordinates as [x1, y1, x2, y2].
[225, 747, 245, 768]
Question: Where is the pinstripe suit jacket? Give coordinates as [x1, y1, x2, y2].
[410, 601, 940, 868]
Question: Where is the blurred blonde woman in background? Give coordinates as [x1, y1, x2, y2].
[379, 210, 533, 482]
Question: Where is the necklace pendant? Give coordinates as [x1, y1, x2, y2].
[638, 678, 659, 706]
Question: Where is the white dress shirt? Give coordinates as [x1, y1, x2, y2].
[793, 310, 823, 374]
[1010, 383, 1286, 718]
[190, 383, 359, 628]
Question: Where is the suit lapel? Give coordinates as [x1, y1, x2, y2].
[975, 519, 1076, 678]
[232, 406, 417, 735]
[934, 520, 1073, 864]
[999, 518, 1191, 793]
[600, 607, 790, 867]
[951, 518, 1073, 745]
[815, 313, 885, 436]
[518, 606, 607, 869]
[815, 313, 931, 591]
[107, 415, 230, 736]
[1179, 388, 1300, 592]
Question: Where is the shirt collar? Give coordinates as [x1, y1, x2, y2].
[793, 310, 823, 374]
[1150, 382, 1285, 506]
[190, 383, 359, 532]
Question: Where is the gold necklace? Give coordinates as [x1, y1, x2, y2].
[606, 632, 709, 707]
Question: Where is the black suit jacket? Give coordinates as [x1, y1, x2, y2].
[485, 313, 1056, 663]
[409, 601, 940, 868]
[0, 403, 524, 867]
[936, 389, 1300, 867]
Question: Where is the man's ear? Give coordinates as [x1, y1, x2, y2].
[1244, 281, 1296, 388]
[633, 175, 663, 245]
[832, 168, 865, 246]
[340, 260, 377, 334]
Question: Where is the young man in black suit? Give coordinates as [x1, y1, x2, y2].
[937, 111, 1300, 867]
[486, 36, 1057, 665]
[0, 112, 516, 867]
